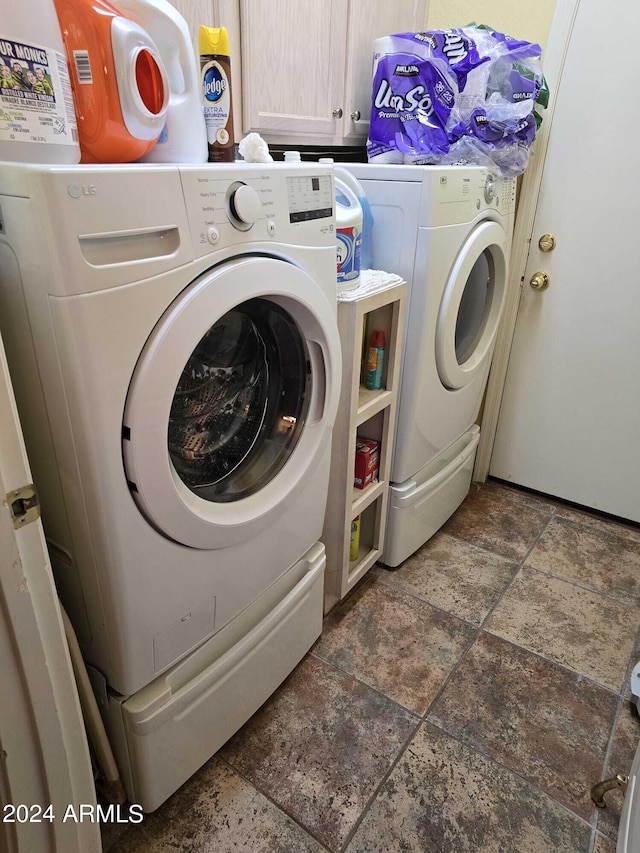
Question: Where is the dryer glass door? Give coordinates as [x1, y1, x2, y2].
[168, 298, 310, 503]
[435, 220, 507, 390]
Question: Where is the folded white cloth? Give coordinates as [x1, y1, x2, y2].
[338, 269, 403, 302]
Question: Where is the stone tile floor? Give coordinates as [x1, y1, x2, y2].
[103, 480, 640, 852]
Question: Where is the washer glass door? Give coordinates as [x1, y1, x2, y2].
[169, 298, 309, 503]
[122, 255, 340, 550]
[435, 220, 508, 390]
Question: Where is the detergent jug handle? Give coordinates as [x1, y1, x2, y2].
[334, 177, 359, 210]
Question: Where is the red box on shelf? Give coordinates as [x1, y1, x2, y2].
[354, 438, 380, 489]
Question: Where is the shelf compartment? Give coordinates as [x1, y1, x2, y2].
[322, 278, 407, 614]
[356, 387, 393, 425]
[347, 546, 381, 589]
[352, 478, 384, 515]
[347, 496, 383, 589]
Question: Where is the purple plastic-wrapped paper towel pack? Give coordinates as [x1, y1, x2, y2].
[367, 26, 547, 177]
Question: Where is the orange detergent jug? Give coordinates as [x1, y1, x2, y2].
[53, 0, 169, 163]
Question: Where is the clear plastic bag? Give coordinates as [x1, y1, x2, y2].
[367, 26, 547, 176]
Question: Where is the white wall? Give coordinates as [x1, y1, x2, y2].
[427, 0, 556, 50]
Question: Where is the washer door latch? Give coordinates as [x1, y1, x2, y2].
[5, 483, 41, 530]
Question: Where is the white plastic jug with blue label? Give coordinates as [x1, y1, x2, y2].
[335, 177, 362, 292]
[320, 158, 373, 274]
[335, 167, 373, 270]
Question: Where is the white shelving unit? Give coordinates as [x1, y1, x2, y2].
[323, 275, 406, 613]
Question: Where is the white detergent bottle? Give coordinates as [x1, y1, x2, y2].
[335, 176, 362, 292]
[1, 0, 80, 163]
[116, 0, 207, 163]
[320, 159, 373, 270]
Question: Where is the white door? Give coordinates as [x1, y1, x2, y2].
[0, 337, 100, 853]
[490, 0, 640, 523]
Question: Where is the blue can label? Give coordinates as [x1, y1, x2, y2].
[202, 63, 227, 102]
[336, 226, 362, 282]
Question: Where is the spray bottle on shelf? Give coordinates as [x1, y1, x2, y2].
[199, 26, 234, 162]
[365, 330, 385, 391]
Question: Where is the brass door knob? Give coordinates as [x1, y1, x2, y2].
[530, 271, 550, 291]
[538, 234, 556, 252]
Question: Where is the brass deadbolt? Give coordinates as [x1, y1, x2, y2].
[530, 271, 550, 291]
[538, 234, 556, 252]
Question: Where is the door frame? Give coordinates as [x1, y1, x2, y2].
[474, 0, 581, 481]
[0, 336, 100, 853]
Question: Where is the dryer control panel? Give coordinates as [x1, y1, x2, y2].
[495, 176, 517, 215]
[425, 168, 516, 226]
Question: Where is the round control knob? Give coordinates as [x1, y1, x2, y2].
[230, 184, 262, 225]
[207, 226, 219, 244]
[484, 175, 497, 204]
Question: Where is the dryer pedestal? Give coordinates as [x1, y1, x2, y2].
[383, 427, 480, 568]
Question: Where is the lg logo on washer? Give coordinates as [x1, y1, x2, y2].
[67, 183, 97, 199]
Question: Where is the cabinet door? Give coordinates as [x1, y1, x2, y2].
[240, 0, 348, 140]
[342, 0, 429, 140]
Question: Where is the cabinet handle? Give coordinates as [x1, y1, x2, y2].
[332, 108, 343, 118]
[351, 110, 361, 121]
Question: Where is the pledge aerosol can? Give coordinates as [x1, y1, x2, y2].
[199, 25, 234, 162]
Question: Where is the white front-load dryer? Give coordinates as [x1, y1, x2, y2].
[345, 164, 515, 565]
[0, 162, 341, 810]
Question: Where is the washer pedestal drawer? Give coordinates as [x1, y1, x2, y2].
[103, 541, 325, 812]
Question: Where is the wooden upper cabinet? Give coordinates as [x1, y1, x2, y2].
[237, 0, 429, 146]
[341, 0, 428, 140]
[240, 0, 348, 141]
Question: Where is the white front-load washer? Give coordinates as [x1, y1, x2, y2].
[344, 164, 515, 566]
[0, 162, 341, 810]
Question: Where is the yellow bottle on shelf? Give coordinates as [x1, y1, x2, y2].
[349, 515, 361, 562]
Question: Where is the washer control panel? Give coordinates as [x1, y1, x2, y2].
[178, 165, 335, 255]
[286, 174, 333, 223]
